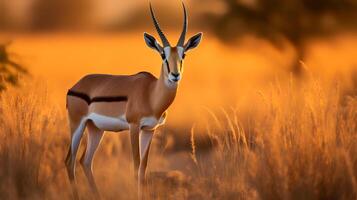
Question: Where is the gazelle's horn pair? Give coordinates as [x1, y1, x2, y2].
[149, 2, 187, 47]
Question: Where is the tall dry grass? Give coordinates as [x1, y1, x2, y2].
[0, 81, 68, 199]
[0, 72, 356, 199]
[0, 81, 139, 199]
[190, 74, 357, 200]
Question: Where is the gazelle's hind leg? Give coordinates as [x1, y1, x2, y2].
[65, 119, 80, 167]
[80, 121, 104, 199]
[65, 118, 88, 200]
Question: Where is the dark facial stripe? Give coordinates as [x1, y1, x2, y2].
[165, 60, 170, 73]
[67, 90, 127, 105]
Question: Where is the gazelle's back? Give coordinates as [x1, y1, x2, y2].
[69, 72, 157, 99]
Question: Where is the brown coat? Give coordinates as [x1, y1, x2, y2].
[67, 68, 177, 126]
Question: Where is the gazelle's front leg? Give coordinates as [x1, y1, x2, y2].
[138, 129, 154, 199]
[129, 124, 140, 181]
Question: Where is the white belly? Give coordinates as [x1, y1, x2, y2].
[85, 113, 129, 132]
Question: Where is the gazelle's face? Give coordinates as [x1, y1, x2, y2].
[144, 31, 202, 85]
[162, 46, 185, 83]
[143, 2, 203, 87]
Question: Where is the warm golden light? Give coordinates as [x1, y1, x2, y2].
[1, 0, 357, 199]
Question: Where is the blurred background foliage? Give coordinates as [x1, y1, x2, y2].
[1, 0, 356, 35]
[199, 0, 357, 74]
[1, 0, 357, 76]
[0, 42, 26, 92]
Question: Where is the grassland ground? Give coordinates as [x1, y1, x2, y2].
[0, 70, 356, 200]
[0, 34, 356, 199]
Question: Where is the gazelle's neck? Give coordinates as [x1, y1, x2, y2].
[150, 65, 178, 117]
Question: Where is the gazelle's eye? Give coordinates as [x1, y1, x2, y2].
[182, 53, 186, 59]
[161, 53, 166, 60]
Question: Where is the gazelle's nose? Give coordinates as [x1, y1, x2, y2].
[168, 72, 181, 83]
[172, 73, 180, 78]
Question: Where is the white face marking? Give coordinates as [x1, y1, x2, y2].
[86, 113, 129, 132]
[177, 47, 184, 60]
[163, 47, 171, 60]
[162, 46, 182, 87]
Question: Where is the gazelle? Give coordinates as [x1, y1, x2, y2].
[64, 2, 202, 199]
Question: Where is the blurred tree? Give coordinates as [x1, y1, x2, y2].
[201, 0, 357, 75]
[0, 42, 27, 92]
[30, 0, 91, 30]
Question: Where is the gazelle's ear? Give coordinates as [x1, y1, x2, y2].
[144, 32, 163, 53]
[184, 32, 202, 52]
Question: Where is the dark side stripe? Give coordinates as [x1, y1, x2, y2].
[67, 90, 127, 105]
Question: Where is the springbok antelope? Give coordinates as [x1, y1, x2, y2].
[64, 2, 202, 199]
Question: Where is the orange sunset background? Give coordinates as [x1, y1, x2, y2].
[1, 0, 357, 199]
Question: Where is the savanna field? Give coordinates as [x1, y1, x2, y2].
[0, 33, 357, 199]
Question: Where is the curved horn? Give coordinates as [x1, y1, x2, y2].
[149, 3, 170, 47]
[177, 2, 187, 47]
